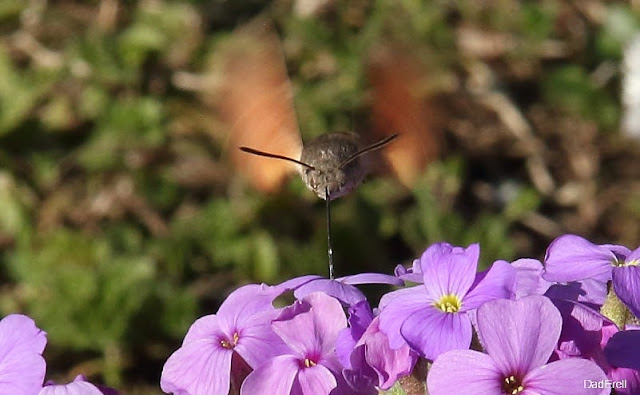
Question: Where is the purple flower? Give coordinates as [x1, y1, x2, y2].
[161, 284, 287, 395]
[427, 296, 609, 395]
[378, 242, 516, 360]
[543, 234, 640, 317]
[241, 292, 349, 395]
[277, 273, 403, 306]
[0, 314, 47, 395]
[40, 375, 118, 395]
[336, 302, 416, 392]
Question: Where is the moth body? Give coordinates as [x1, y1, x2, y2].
[299, 132, 369, 201]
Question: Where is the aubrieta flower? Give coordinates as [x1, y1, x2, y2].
[0, 314, 47, 395]
[241, 292, 349, 395]
[40, 375, 119, 395]
[543, 234, 640, 317]
[161, 284, 287, 395]
[378, 242, 516, 360]
[427, 296, 609, 395]
[336, 301, 416, 392]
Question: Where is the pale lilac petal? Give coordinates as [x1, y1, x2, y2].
[624, 246, 640, 262]
[216, 284, 281, 335]
[182, 314, 222, 344]
[160, 338, 233, 395]
[363, 318, 416, 389]
[41, 376, 118, 395]
[296, 364, 337, 395]
[427, 350, 502, 395]
[39, 378, 103, 395]
[240, 355, 299, 395]
[604, 330, 640, 369]
[378, 286, 429, 349]
[543, 234, 615, 283]
[294, 279, 366, 306]
[420, 243, 479, 302]
[511, 258, 552, 299]
[612, 266, 640, 318]
[277, 275, 323, 291]
[272, 293, 346, 360]
[335, 301, 373, 367]
[462, 260, 516, 310]
[233, 318, 288, 369]
[0, 314, 47, 395]
[476, 296, 561, 374]
[400, 307, 472, 361]
[394, 261, 422, 283]
[524, 358, 608, 395]
[338, 273, 404, 286]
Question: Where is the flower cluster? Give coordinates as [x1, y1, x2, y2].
[0, 314, 118, 395]
[161, 234, 640, 395]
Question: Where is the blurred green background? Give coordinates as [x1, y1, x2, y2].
[1, 0, 640, 393]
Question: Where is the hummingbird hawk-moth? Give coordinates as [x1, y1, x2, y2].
[212, 20, 439, 278]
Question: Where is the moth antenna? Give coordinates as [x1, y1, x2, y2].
[339, 133, 399, 169]
[239, 147, 315, 170]
[325, 186, 334, 279]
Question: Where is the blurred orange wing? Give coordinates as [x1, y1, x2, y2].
[218, 22, 303, 193]
[367, 46, 441, 188]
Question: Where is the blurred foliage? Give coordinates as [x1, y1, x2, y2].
[0, 0, 639, 392]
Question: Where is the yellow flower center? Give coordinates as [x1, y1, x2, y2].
[220, 332, 239, 349]
[304, 358, 317, 368]
[433, 294, 462, 313]
[502, 375, 524, 394]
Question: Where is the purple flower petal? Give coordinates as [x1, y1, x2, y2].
[362, 318, 416, 390]
[378, 286, 429, 349]
[612, 266, 640, 318]
[272, 292, 346, 360]
[420, 243, 479, 302]
[476, 296, 561, 375]
[427, 349, 501, 394]
[524, 358, 608, 395]
[296, 363, 338, 395]
[511, 258, 552, 299]
[604, 330, 640, 370]
[240, 355, 299, 394]
[338, 273, 403, 286]
[276, 275, 324, 292]
[394, 261, 423, 283]
[335, 301, 373, 368]
[626, 246, 640, 262]
[216, 283, 281, 335]
[543, 234, 615, 283]
[462, 260, 516, 310]
[293, 279, 366, 306]
[0, 314, 47, 395]
[161, 333, 233, 395]
[400, 306, 472, 361]
[40, 376, 105, 395]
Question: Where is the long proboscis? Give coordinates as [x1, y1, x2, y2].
[339, 133, 399, 169]
[239, 147, 315, 170]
